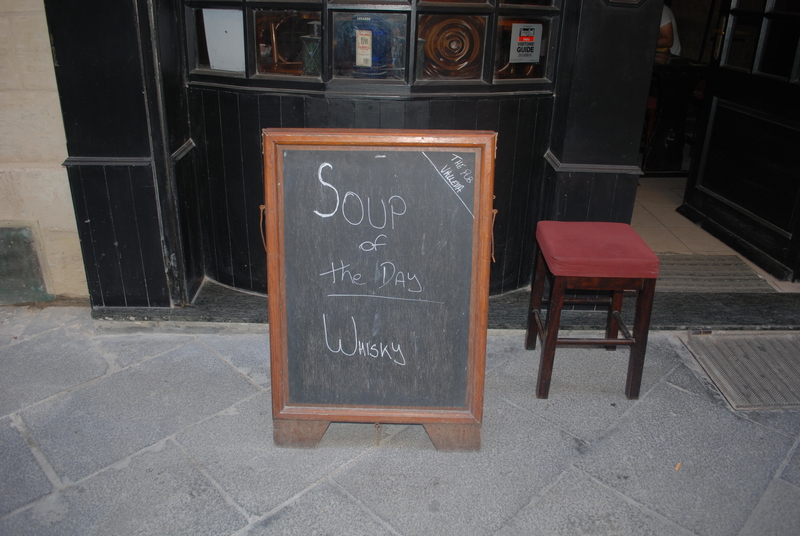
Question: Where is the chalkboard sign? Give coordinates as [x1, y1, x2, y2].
[263, 129, 496, 451]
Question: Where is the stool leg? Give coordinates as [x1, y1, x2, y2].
[526, 251, 548, 350]
[604, 290, 624, 351]
[536, 275, 566, 399]
[625, 278, 657, 399]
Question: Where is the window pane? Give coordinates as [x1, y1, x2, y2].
[735, 0, 766, 11]
[500, 0, 553, 6]
[419, 0, 490, 4]
[772, 0, 800, 14]
[417, 15, 486, 80]
[494, 17, 549, 80]
[758, 20, 800, 78]
[255, 10, 322, 76]
[333, 13, 407, 80]
[724, 15, 762, 71]
[194, 9, 245, 73]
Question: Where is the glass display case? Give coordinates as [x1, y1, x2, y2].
[333, 13, 407, 80]
[185, 0, 559, 91]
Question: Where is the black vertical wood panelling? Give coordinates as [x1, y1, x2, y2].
[153, 0, 190, 153]
[507, 97, 538, 287]
[44, 0, 150, 157]
[429, 100, 455, 130]
[491, 99, 520, 293]
[219, 91, 251, 290]
[66, 167, 104, 305]
[281, 96, 306, 127]
[609, 174, 638, 223]
[380, 101, 405, 129]
[452, 100, 478, 130]
[66, 164, 170, 308]
[201, 90, 234, 286]
[259, 95, 282, 128]
[187, 90, 553, 296]
[305, 98, 330, 128]
[175, 151, 204, 301]
[105, 167, 149, 306]
[524, 96, 554, 276]
[189, 88, 217, 284]
[585, 173, 619, 222]
[328, 99, 356, 127]
[404, 100, 430, 129]
[80, 166, 127, 306]
[239, 92, 267, 293]
[354, 100, 381, 128]
[127, 166, 171, 306]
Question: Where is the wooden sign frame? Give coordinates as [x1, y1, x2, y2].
[263, 129, 496, 451]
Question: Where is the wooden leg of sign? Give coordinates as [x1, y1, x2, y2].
[273, 419, 330, 448]
[423, 423, 481, 452]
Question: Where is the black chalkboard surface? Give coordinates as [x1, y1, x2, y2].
[263, 130, 496, 451]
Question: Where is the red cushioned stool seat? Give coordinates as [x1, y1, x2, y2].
[525, 221, 660, 399]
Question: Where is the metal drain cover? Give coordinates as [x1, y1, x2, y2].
[685, 332, 800, 410]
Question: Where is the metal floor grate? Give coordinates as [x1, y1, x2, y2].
[655, 254, 775, 293]
[685, 332, 800, 410]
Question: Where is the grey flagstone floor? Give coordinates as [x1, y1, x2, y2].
[1, 305, 799, 535]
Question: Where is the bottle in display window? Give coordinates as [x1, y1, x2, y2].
[333, 13, 407, 80]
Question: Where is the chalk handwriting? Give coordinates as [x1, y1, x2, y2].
[323, 314, 406, 365]
[439, 164, 465, 193]
[421, 152, 474, 218]
[378, 261, 423, 293]
[359, 234, 388, 252]
[313, 163, 407, 229]
[319, 261, 365, 286]
[451, 154, 473, 183]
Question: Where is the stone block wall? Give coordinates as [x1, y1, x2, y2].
[0, 0, 87, 298]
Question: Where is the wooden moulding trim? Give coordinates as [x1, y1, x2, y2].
[263, 128, 496, 426]
[63, 156, 153, 167]
[544, 150, 642, 175]
[274, 406, 481, 425]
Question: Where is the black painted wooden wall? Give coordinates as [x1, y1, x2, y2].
[45, 0, 659, 309]
[188, 89, 553, 295]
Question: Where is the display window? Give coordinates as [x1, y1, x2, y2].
[332, 13, 408, 80]
[417, 15, 487, 80]
[255, 10, 323, 77]
[185, 0, 559, 90]
[494, 17, 549, 80]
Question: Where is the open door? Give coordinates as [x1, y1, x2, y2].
[679, 0, 800, 280]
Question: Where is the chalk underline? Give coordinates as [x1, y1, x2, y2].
[327, 294, 445, 304]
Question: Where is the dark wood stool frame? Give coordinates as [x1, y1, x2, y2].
[525, 248, 657, 400]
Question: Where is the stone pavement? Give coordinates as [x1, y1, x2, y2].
[1, 305, 799, 535]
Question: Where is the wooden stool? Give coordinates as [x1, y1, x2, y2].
[525, 221, 660, 399]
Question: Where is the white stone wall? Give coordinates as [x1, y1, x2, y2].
[0, 0, 87, 298]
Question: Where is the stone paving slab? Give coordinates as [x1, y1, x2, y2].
[20, 341, 261, 482]
[0, 416, 51, 517]
[0, 327, 107, 416]
[332, 399, 581, 536]
[0, 306, 37, 346]
[92, 332, 195, 370]
[575, 381, 795, 536]
[175, 393, 379, 518]
[247, 481, 397, 536]
[1, 305, 800, 535]
[487, 334, 682, 442]
[0, 440, 247, 535]
[197, 333, 271, 386]
[738, 478, 800, 536]
[496, 466, 695, 536]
